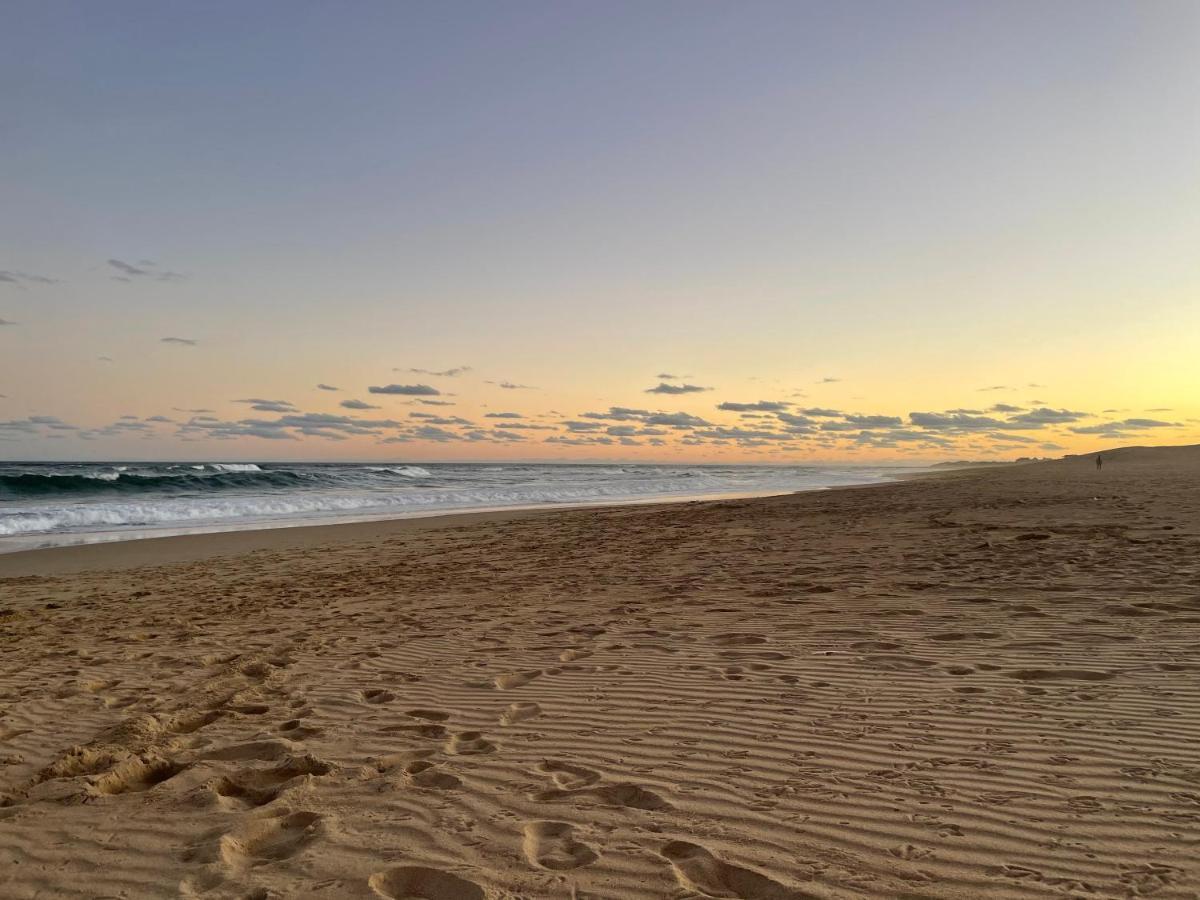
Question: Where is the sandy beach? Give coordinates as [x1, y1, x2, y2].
[2, 445, 1198, 899]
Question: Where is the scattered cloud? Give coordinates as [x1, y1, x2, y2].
[340, 399, 381, 410]
[235, 398, 297, 413]
[161, 337, 197, 346]
[976, 385, 1009, 392]
[316, 383, 340, 391]
[1069, 418, 1177, 434]
[1006, 407, 1089, 427]
[484, 412, 523, 418]
[400, 366, 471, 377]
[817, 377, 841, 384]
[108, 258, 186, 282]
[368, 383, 441, 396]
[0, 269, 58, 286]
[581, 407, 652, 421]
[796, 407, 841, 417]
[411, 425, 460, 442]
[844, 414, 903, 428]
[0, 415, 77, 434]
[486, 380, 536, 390]
[909, 411, 1010, 432]
[0, 318, 17, 326]
[644, 412, 710, 428]
[695, 426, 795, 442]
[717, 400, 790, 412]
[645, 382, 710, 395]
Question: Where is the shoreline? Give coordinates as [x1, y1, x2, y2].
[0, 483, 891, 577]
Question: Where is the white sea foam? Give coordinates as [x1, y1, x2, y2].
[367, 465, 432, 478]
[0, 463, 911, 545]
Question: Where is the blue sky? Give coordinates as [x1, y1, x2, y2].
[3, 1, 1198, 460]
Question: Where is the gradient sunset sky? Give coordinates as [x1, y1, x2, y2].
[3, 1, 1198, 462]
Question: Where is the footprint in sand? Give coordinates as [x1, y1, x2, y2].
[1004, 668, 1115, 682]
[929, 631, 1000, 641]
[863, 654, 937, 671]
[203, 740, 295, 762]
[535, 782, 671, 810]
[90, 756, 188, 796]
[211, 754, 332, 809]
[494, 670, 543, 689]
[718, 650, 790, 661]
[361, 689, 396, 704]
[660, 841, 806, 899]
[398, 760, 461, 790]
[168, 709, 224, 735]
[445, 731, 496, 755]
[500, 702, 542, 725]
[707, 634, 769, 647]
[406, 709, 451, 722]
[230, 703, 271, 715]
[523, 821, 598, 870]
[537, 760, 600, 789]
[278, 718, 323, 739]
[381, 723, 448, 740]
[369, 866, 484, 900]
[219, 810, 323, 868]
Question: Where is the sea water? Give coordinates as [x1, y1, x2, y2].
[0, 461, 916, 551]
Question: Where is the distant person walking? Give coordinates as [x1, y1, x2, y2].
[1096, 454, 1103, 471]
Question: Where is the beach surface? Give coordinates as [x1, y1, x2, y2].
[2, 446, 1198, 898]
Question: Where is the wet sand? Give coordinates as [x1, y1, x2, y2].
[2, 445, 1198, 898]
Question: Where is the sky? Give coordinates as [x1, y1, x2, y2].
[2, 0, 1198, 463]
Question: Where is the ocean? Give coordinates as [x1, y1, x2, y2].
[0, 461, 915, 551]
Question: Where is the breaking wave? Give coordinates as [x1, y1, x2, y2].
[0, 461, 906, 542]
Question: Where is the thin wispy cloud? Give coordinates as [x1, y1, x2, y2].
[485, 380, 536, 390]
[368, 383, 441, 396]
[1069, 418, 1177, 434]
[340, 399, 381, 410]
[717, 400, 790, 412]
[235, 398, 297, 413]
[316, 383, 340, 391]
[0, 270, 58, 286]
[645, 382, 710, 395]
[161, 337, 197, 346]
[0, 318, 17, 326]
[108, 258, 186, 282]
[400, 366, 471, 377]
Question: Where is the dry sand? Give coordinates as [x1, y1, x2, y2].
[1, 445, 1198, 899]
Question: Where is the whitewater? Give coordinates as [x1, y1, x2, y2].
[0, 461, 916, 551]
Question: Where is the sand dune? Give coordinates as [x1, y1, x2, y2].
[2, 447, 1199, 898]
